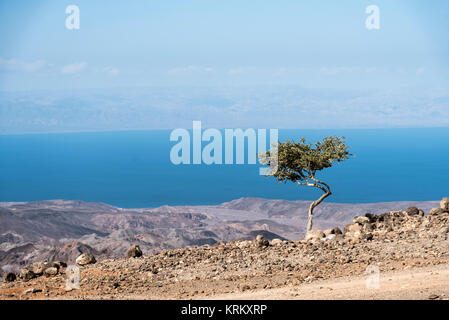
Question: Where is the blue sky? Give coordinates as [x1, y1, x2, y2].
[1, 0, 448, 91]
[0, 1, 448, 132]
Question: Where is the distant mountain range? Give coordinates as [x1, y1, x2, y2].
[1, 86, 448, 134]
[0, 198, 439, 273]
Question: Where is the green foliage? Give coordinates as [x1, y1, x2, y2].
[259, 136, 352, 185]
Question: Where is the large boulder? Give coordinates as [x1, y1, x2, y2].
[353, 216, 370, 225]
[44, 267, 59, 277]
[29, 262, 47, 276]
[76, 253, 96, 266]
[19, 268, 35, 281]
[126, 245, 143, 258]
[255, 235, 269, 248]
[429, 208, 444, 216]
[324, 227, 342, 237]
[3, 272, 16, 283]
[405, 207, 420, 216]
[27, 261, 67, 277]
[441, 198, 449, 211]
[52, 261, 67, 270]
[344, 223, 362, 234]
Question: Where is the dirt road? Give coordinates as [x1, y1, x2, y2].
[206, 264, 449, 300]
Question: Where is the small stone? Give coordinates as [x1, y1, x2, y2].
[76, 253, 96, 266]
[126, 245, 143, 258]
[323, 228, 334, 237]
[270, 238, 283, 245]
[428, 294, 439, 300]
[326, 234, 336, 240]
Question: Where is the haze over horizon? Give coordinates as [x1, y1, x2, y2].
[1, 1, 448, 133]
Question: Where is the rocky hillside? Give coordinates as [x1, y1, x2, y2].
[0, 198, 447, 300]
[0, 198, 440, 272]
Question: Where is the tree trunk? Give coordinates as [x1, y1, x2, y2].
[306, 189, 332, 233]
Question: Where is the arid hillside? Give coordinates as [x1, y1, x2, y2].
[0, 198, 448, 300]
[0, 198, 439, 272]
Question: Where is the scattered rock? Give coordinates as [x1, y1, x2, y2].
[326, 234, 336, 240]
[255, 235, 269, 248]
[53, 261, 67, 269]
[441, 198, 449, 211]
[429, 208, 444, 216]
[323, 227, 342, 237]
[353, 216, 370, 225]
[405, 207, 419, 216]
[76, 253, 96, 266]
[126, 245, 143, 258]
[304, 230, 325, 241]
[24, 288, 42, 294]
[332, 227, 343, 235]
[44, 267, 58, 277]
[19, 268, 35, 281]
[29, 262, 47, 276]
[270, 238, 283, 246]
[2, 197, 449, 300]
[236, 240, 252, 249]
[344, 223, 362, 234]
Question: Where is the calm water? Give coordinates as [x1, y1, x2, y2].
[0, 128, 448, 208]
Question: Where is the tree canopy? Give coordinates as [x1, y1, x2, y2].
[259, 136, 353, 233]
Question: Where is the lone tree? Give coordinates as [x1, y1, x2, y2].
[259, 136, 352, 234]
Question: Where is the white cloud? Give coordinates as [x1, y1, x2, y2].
[97, 66, 120, 76]
[0, 57, 48, 73]
[167, 65, 214, 75]
[61, 62, 88, 74]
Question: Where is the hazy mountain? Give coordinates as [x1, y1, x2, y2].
[0, 197, 440, 272]
[1, 86, 448, 134]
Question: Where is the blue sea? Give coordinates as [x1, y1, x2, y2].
[0, 128, 448, 208]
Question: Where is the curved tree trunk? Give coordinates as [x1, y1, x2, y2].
[306, 188, 332, 233]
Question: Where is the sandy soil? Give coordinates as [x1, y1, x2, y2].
[206, 263, 449, 300]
